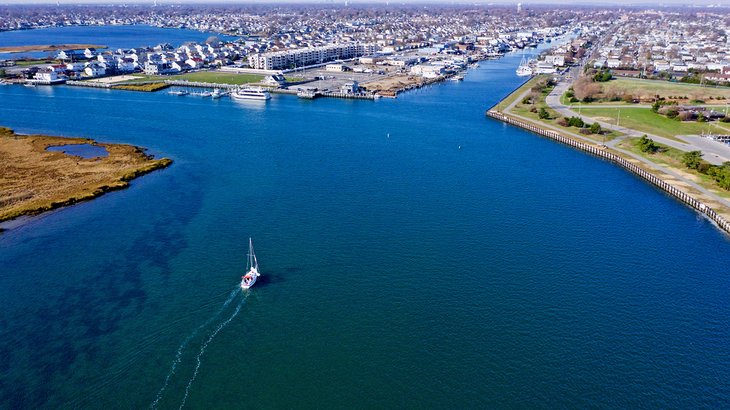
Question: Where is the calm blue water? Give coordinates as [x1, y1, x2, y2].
[0, 25, 237, 59]
[1, 49, 729, 409]
[46, 143, 108, 158]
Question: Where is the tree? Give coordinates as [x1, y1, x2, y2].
[573, 76, 600, 102]
[708, 162, 730, 190]
[589, 122, 602, 134]
[538, 107, 550, 120]
[682, 151, 703, 170]
[567, 116, 585, 128]
[593, 70, 612, 82]
[638, 135, 659, 153]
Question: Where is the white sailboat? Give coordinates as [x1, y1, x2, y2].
[516, 51, 533, 77]
[240, 238, 260, 289]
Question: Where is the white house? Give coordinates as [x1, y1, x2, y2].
[84, 64, 105, 77]
[544, 55, 565, 67]
[34, 68, 59, 82]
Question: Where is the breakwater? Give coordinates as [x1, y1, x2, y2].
[486, 110, 730, 235]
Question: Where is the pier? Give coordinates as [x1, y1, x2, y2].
[486, 110, 730, 235]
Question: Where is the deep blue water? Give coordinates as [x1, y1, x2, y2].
[0, 49, 729, 408]
[0, 25, 237, 59]
[46, 143, 108, 158]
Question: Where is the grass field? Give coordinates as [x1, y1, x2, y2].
[170, 71, 264, 85]
[578, 107, 730, 140]
[601, 78, 730, 101]
[617, 137, 730, 198]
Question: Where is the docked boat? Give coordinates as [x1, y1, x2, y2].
[240, 238, 261, 290]
[231, 87, 271, 101]
[516, 53, 533, 77]
[168, 90, 189, 96]
[211, 88, 224, 99]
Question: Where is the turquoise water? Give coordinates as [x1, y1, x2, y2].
[46, 143, 108, 158]
[1, 50, 729, 408]
[0, 25, 237, 59]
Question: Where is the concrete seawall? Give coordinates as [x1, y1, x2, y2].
[486, 110, 730, 235]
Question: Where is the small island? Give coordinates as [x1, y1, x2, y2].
[0, 126, 172, 224]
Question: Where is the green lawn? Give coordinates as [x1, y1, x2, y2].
[578, 107, 729, 141]
[601, 78, 730, 101]
[170, 71, 264, 85]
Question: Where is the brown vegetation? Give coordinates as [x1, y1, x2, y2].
[572, 76, 601, 101]
[0, 127, 172, 223]
[112, 82, 170, 92]
[0, 44, 107, 53]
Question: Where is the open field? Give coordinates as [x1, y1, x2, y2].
[0, 44, 106, 53]
[601, 78, 730, 101]
[0, 127, 171, 223]
[578, 107, 730, 140]
[114, 71, 264, 86]
[171, 71, 264, 84]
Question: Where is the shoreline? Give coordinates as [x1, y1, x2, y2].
[486, 95, 730, 236]
[0, 127, 172, 229]
[0, 44, 107, 53]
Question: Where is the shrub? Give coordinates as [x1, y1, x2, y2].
[720, 116, 730, 123]
[678, 111, 694, 121]
[638, 135, 659, 153]
[621, 94, 634, 103]
[682, 150, 703, 170]
[589, 122, 602, 134]
[538, 107, 550, 119]
[556, 117, 569, 127]
[567, 116, 585, 128]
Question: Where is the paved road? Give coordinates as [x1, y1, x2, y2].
[546, 78, 730, 165]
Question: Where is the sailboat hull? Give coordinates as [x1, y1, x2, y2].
[241, 273, 257, 289]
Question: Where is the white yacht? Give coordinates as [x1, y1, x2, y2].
[241, 238, 261, 290]
[231, 87, 271, 101]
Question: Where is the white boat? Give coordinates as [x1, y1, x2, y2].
[240, 238, 260, 290]
[200, 91, 212, 98]
[516, 52, 533, 77]
[211, 88, 224, 99]
[231, 87, 271, 101]
[168, 90, 189, 96]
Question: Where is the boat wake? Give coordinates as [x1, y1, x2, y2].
[178, 295, 246, 409]
[150, 288, 242, 409]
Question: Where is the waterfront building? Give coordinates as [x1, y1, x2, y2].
[249, 43, 378, 70]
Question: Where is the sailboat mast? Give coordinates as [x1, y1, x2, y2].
[249, 238, 253, 269]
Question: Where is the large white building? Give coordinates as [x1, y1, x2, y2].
[249, 43, 378, 70]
